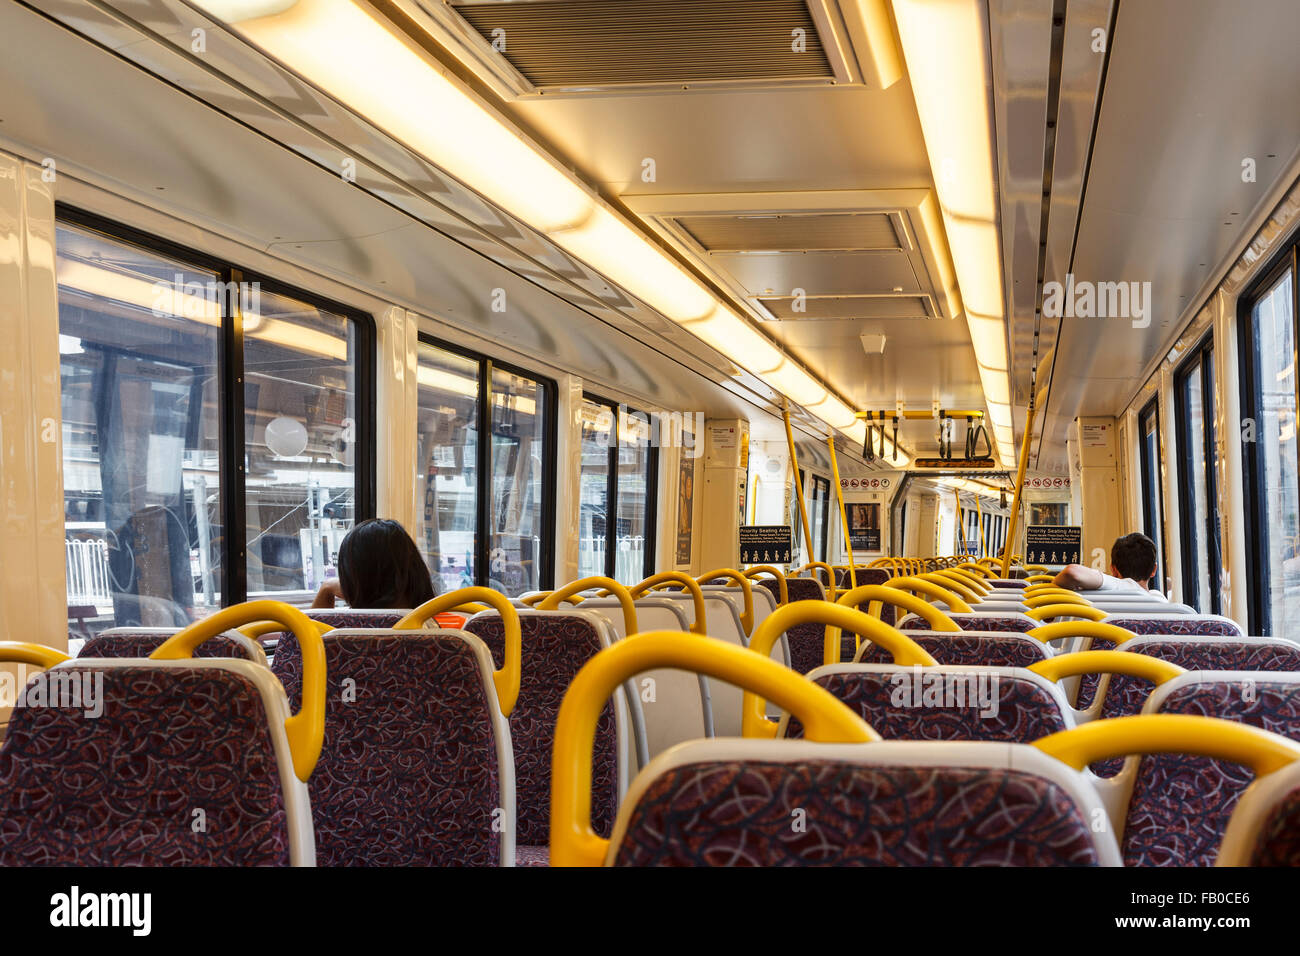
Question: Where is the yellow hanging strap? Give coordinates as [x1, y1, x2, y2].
[783, 404, 814, 565]
[827, 433, 856, 591]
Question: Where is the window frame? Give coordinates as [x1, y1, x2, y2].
[1137, 397, 1167, 593]
[581, 392, 659, 582]
[1173, 334, 1221, 614]
[55, 205, 377, 606]
[417, 332, 557, 592]
[1237, 244, 1300, 635]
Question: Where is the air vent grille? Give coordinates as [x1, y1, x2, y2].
[759, 295, 931, 320]
[675, 212, 902, 252]
[450, 0, 833, 88]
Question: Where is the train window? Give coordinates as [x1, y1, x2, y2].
[1240, 254, 1299, 636]
[1175, 337, 1221, 613]
[415, 337, 555, 597]
[244, 288, 359, 600]
[1138, 399, 1167, 594]
[793, 470, 830, 564]
[55, 213, 374, 634]
[578, 397, 657, 585]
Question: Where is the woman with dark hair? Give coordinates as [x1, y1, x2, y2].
[311, 518, 436, 609]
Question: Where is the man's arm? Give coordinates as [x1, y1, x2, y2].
[311, 579, 343, 608]
[1052, 564, 1105, 591]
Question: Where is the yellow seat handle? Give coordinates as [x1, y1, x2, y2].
[1034, 714, 1300, 775]
[743, 565, 789, 605]
[935, 567, 990, 596]
[627, 572, 707, 636]
[1025, 573, 1055, 584]
[919, 571, 980, 604]
[793, 561, 837, 601]
[697, 568, 754, 635]
[744, 601, 936, 738]
[959, 562, 995, 580]
[1026, 620, 1137, 646]
[1024, 592, 1092, 610]
[396, 587, 522, 717]
[154, 600, 325, 783]
[1029, 650, 1183, 685]
[539, 576, 638, 637]
[519, 592, 556, 607]
[0, 642, 72, 669]
[550, 632, 879, 867]
[838, 583, 961, 634]
[240, 619, 334, 640]
[1027, 603, 1107, 622]
[881, 576, 973, 613]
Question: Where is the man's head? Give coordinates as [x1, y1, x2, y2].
[1110, 532, 1158, 585]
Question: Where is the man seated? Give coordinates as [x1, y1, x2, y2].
[1052, 532, 1166, 600]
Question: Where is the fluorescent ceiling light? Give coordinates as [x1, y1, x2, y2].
[893, 0, 1012, 465]
[194, 0, 300, 22]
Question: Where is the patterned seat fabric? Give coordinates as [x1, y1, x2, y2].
[464, 615, 619, 851]
[786, 671, 1068, 743]
[305, 609, 407, 629]
[0, 666, 289, 865]
[759, 578, 844, 674]
[1074, 639, 1119, 711]
[859, 633, 1049, 669]
[1122, 681, 1300, 866]
[834, 568, 890, 590]
[273, 633, 503, 866]
[612, 761, 1101, 866]
[899, 613, 1035, 633]
[1249, 787, 1300, 866]
[80, 630, 256, 660]
[1103, 617, 1244, 637]
[1092, 641, 1300, 778]
[990, 580, 1028, 589]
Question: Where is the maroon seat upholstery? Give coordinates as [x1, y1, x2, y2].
[465, 612, 619, 868]
[0, 665, 291, 865]
[612, 760, 1102, 866]
[1245, 787, 1300, 865]
[758, 577, 836, 674]
[899, 613, 1035, 632]
[272, 630, 507, 866]
[1076, 618, 1244, 710]
[1122, 678, 1300, 866]
[834, 567, 890, 590]
[785, 668, 1069, 743]
[80, 629, 258, 660]
[858, 632, 1050, 668]
[1091, 639, 1300, 777]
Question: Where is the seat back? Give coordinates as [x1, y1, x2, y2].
[646, 592, 752, 734]
[81, 627, 266, 664]
[1091, 637, 1300, 777]
[834, 567, 890, 591]
[578, 597, 712, 760]
[898, 612, 1037, 632]
[463, 609, 633, 850]
[1120, 673, 1300, 866]
[758, 576, 834, 674]
[609, 739, 1116, 866]
[271, 627, 512, 866]
[1218, 761, 1300, 866]
[0, 658, 309, 865]
[781, 664, 1072, 744]
[856, 630, 1051, 668]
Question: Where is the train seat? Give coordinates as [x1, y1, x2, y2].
[0, 604, 323, 866]
[1218, 761, 1300, 866]
[757, 576, 836, 673]
[898, 611, 1038, 632]
[464, 607, 637, 867]
[858, 631, 1051, 668]
[1118, 673, 1300, 866]
[80, 627, 266, 664]
[1089, 637, 1300, 777]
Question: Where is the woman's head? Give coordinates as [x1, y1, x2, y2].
[337, 518, 436, 609]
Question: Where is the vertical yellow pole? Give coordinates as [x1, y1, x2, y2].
[783, 405, 814, 566]
[827, 434, 857, 590]
[1001, 402, 1037, 578]
[955, 489, 965, 554]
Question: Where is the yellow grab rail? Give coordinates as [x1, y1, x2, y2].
[840, 584, 961, 634]
[959, 562, 995, 580]
[1024, 592, 1092, 610]
[1034, 714, 1300, 776]
[698, 568, 754, 635]
[794, 561, 837, 601]
[550, 632, 879, 866]
[919, 571, 980, 605]
[539, 577, 638, 638]
[881, 576, 973, 613]
[1027, 603, 1108, 623]
[1027, 620, 1138, 647]
[397, 587, 523, 717]
[155, 600, 326, 782]
[240, 619, 334, 640]
[1029, 650, 1184, 686]
[519, 592, 560, 607]
[743, 565, 789, 606]
[1025, 574, 1055, 584]
[628, 572, 709, 636]
[0, 642, 71, 669]
[937, 567, 990, 595]
[743, 602, 937, 738]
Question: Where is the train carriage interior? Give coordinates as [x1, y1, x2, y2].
[4, 0, 1300, 887]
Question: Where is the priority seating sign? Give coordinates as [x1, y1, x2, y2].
[740, 526, 792, 565]
[1024, 525, 1082, 566]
